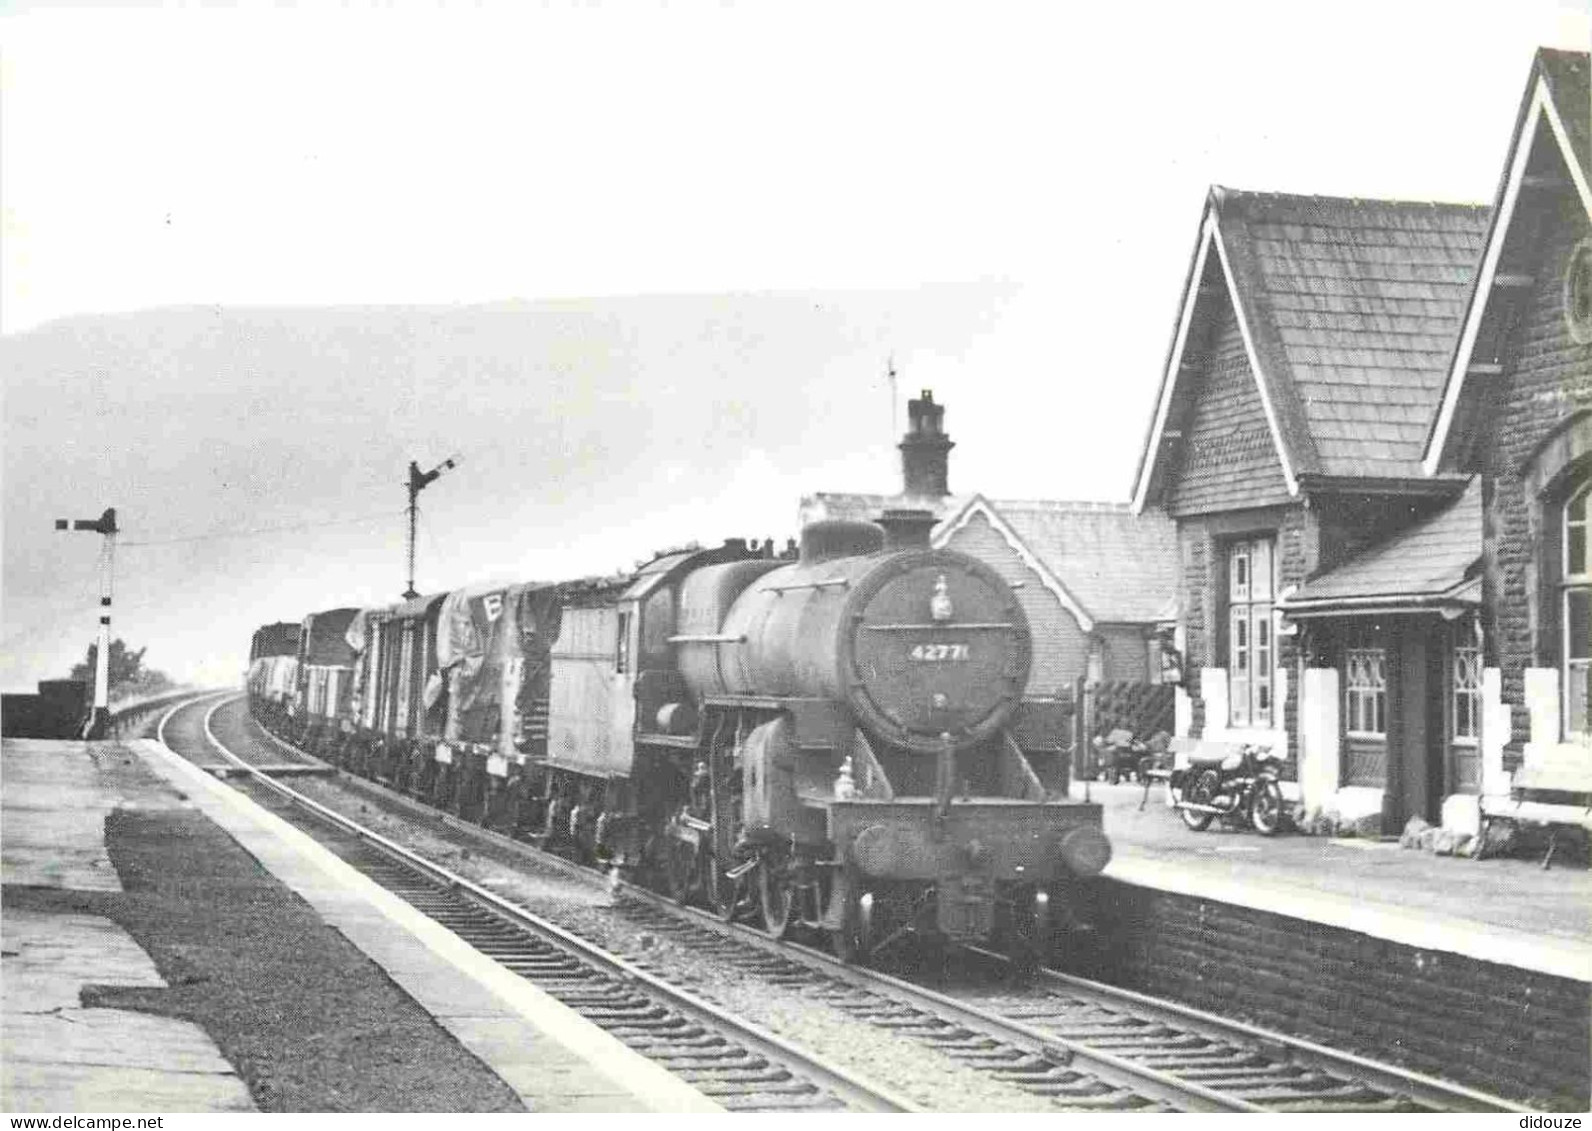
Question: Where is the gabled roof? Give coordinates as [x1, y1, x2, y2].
[1134, 187, 1488, 510]
[1280, 478, 1482, 616]
[936, 496, 1180, 626]
[1423, 49, 1592, 474]
[803, 491, 1178, 625]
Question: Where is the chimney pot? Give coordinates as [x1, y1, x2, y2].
[900, 388, 954, 496]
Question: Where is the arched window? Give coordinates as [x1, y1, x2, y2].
[1564, 478, 1592, 740]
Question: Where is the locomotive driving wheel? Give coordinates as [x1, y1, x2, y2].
[758, 853, 794, 939]
[702, 854, 739, 921]
[663, 838, 696, 905]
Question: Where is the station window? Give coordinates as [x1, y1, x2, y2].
[1226, 537, 1274, 727]
[1453, 644, 1481, 745]
[1345, 630, 1387, 738]
[1564, 479, 1592, 740]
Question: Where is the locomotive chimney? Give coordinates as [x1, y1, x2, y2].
[876, 508, 937, 550]
[900, 389, 954, 497]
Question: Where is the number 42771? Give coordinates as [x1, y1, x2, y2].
[910, 643, 970, 662]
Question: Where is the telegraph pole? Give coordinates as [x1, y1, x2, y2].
[404, 456, 458, 599]
[54, 507, 118, 738]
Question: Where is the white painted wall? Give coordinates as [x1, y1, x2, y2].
[1481, 665, 1509, 797]
[1524, 666, 1559, 748]
[1200, 667, 1229, 739]
[1197, 665, 1289, 759]
[1299, 666, 1340, 813]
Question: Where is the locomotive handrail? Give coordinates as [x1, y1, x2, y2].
[666, 633, 748, 644]
[860, 621, 1015, 631]
[764, 577, 850, 593]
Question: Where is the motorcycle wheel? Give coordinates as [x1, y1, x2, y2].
[1250, 780, 1285, 836]
[1180, 769, 1219, 832]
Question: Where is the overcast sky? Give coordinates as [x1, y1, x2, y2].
[2, 0, 1589, 690]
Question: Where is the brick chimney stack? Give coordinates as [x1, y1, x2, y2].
[899, 389, 954, 497]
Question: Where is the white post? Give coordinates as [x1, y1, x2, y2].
[94, 532, 115, 711]
[1523, 667, 1560, 760]
[1200, 668, 1230, 738]
[1481, 666, 1508, 796]
[1300, 667, 1340, 813]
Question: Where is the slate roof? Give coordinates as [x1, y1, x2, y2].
[953, 498, 1181, 624]
[1281, 478, 1482, 612]
[1537, 49, 1591, 183]
[1135, 187, 1490, 506]
[1424, 48, 1591, 472]
[1215, 189, 1490, 479]
[802, 491, 1179, 625]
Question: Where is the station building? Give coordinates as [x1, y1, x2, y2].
[804, 391, 1179, 700]
[1134, 48, 1591, 837]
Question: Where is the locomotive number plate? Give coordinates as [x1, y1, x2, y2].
[909, 643, 970, 662]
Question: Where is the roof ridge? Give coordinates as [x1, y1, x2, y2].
[1212, 183, 1489, 212]
[987, 497, 1136, 513]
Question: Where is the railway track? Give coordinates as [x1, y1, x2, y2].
[157, 693, 914, 1114]
[174, 693, 1536, 1113]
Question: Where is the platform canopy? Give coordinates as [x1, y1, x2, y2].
[1279, 478, 1482, 619]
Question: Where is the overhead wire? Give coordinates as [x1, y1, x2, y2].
[119, 509, 402, 548]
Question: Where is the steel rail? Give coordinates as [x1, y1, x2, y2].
[1032, 965, 1536, 1114]
[224, 696, 1536, 1114]
[228, 702, 1245, 1110]
[167, 694, 915, 1114]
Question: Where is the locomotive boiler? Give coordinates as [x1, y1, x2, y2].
[658, 516, 1109, 960]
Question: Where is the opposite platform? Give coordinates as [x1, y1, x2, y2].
[1086, 779, 1592, 982]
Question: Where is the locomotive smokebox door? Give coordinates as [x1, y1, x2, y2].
[841, 551, 1031, 754]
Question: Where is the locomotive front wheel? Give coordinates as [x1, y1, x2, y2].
[758, 858, 794, 940]
[833, 886, 874, 966]
[1250, 780, 1284, 836]
[1006, 888, 1051, 974]
[1180, 770, 1220, 832]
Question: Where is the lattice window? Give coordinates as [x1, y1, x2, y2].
[1227, 537, 1274, 727]
[1565, 479, 1592, 741]
[1453, 644, 1481, 744]
[1345, 640, 1386, 738]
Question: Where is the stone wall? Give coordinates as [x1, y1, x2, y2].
[1068, 878, 1589, 1109]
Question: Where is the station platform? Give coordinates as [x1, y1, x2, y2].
[1, 736, 720, 1114]
[1082, 779, 1592, 983]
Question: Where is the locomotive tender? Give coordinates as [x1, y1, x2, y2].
[249, 512, 1109, 963]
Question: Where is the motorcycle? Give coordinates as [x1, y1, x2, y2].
[1171, 743, 1286, 835]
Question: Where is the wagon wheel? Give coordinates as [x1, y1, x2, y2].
[758, 855, 795, 940]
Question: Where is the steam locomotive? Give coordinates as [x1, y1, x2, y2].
[246, 512, 1109, 964]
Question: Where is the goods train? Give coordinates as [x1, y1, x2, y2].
[247, 512, 1110, 963]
